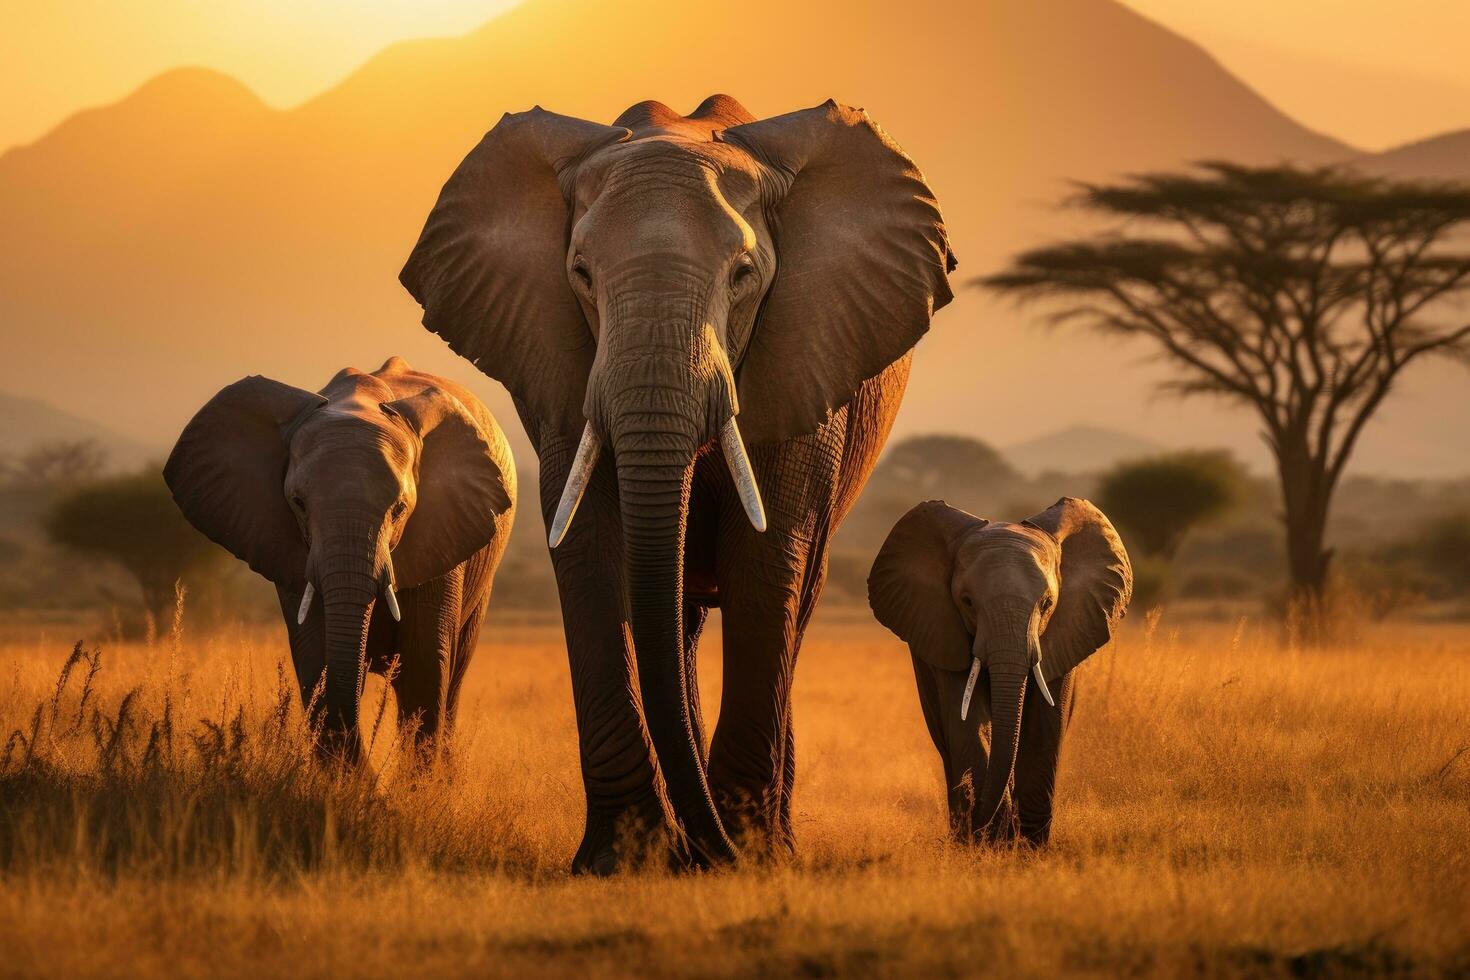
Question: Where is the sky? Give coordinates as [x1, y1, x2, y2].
[4, 1, 1468, 152]
[1119, 0, 1470, 150]
[0, 0, 517, 150]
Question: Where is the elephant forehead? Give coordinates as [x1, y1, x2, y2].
[957, 524, 1059, 571]
[291, 413, 413, 473]
[577, 137, 762, 211]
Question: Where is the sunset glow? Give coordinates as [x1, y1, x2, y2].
[1, 0, 515, 149]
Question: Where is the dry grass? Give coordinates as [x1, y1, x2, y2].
[1, 606, 1467, 978]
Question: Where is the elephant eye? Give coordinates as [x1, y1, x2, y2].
[290, 496, 306, 516]
[1040, 596, 1055, 613]
[572, 257, 592, 290]
[731, 256, 757, 290]
[391, 500, 407, 520]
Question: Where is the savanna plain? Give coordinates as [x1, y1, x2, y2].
[1, 606, 1467, 978]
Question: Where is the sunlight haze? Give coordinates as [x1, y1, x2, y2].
[1, 0, 515, 149]
[5, 1, 1470, 151]
[1120, 0, 1470, 149]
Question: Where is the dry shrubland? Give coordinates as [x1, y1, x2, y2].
[1, 607, 1467, 978]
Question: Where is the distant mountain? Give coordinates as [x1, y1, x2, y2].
[1004, 426, 1165, 476]
[0, 390, 158, 470]
[1358, 128, 1470, 180]
[0, 0, 1462, 477]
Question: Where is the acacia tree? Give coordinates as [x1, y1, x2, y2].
[870, 434, 1022, 499]
[980, 163, 1470, 610]
[46, 467, 224, 629]
[1096, 451, 1243, 560]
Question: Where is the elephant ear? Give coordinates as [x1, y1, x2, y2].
[868, 500, 986, 672]
[163, 376, 326, 589]
[1025, 497, 1133, 684]
[384, 388, 511, 589]
[399, 109, 631, 436]
[724, 101, 956, 444]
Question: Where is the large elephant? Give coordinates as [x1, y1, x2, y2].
[868, 497, 1131, 845]
[164, 356, 515, 760]
[401, 95, 954, 871]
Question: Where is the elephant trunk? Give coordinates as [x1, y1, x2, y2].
[610, 402, 737, 866]
[314, 513, 388, 761]
[973, 607, 1035, 841]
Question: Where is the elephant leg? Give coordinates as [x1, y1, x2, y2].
[532, 424, 673, 876]
[1013, 669, 1076, 846]
[707, 530, 808, 856]
[771, 550, 830, 849]
[443, 594, 488, 737]
[388, 570, 463, 763]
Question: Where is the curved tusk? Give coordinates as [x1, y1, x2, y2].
[383, 583, 401, 623]
[296, 582, 314, 625]
[960, 656, 982, 722]
[549, 422, 601, 549]
[720, 416, 767, 533]
[1033, 660, 1055, 708]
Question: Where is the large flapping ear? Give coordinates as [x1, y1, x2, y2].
[163, 376, 326, 589]
[384, 388, 511, 589]
[868, 500, 987, 672]
[399, 109, 630, 436]
[1025, 497, 1133, 684]
[724, 101, 956, 444]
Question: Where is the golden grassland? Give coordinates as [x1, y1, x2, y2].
[1, 605, 1467, 978]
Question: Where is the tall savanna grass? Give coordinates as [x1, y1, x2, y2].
[0, 603, 1467, 977]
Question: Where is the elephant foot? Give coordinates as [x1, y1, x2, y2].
[570, 804, 680, 876]
[714, 787, 793, 861]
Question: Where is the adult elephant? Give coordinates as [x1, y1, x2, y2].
[401, 95, 955, 872]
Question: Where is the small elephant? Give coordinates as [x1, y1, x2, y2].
[868, 497, 1131, 845]
[165, 356, 515, 759]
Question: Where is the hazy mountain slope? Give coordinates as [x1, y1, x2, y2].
[1359, 128, 1470, 180]
[0, 390, 158, 469]
[1004, 426, 1165, 477]
[5, 0, 1463, 479]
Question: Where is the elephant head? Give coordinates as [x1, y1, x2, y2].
[868, 497, 1131, 841]
[399, 95, 954, 863]
[163, 362, 509, 755]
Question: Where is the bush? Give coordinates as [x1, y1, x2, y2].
[1177, 566, 1258, 600]
[1097, 451, 1244, 560]
[45, 467, 226, 631]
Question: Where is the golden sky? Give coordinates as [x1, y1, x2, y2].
[1, 0, 515, 149]
[3, 0, 1468, 152]
[1120, 0, 1470, 149]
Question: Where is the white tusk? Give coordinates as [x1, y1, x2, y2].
[296, 582, 314, 625]
[383, 583, 401, 622]
[960, 656, 982, 722]
[720, 416, 767, 533]
[1033, 661, 1055, 708]
[549, 422, 601, 549]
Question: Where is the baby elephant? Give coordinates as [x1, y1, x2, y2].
[165, 356, 516, 760]
[868, 497, 1131, 845]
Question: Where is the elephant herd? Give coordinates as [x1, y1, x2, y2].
[164, 95, 1133, 874]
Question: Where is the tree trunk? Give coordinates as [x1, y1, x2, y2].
[1277, 440, 1335, 642]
